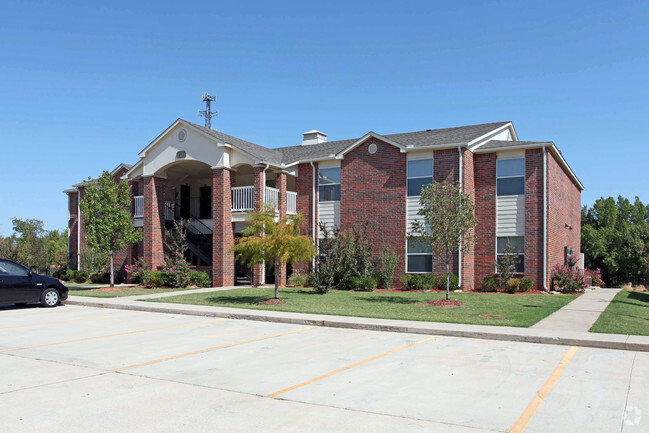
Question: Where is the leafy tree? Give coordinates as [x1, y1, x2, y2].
[582, 196, 649, 286]
[80, 171, 143, 287]
[231, 206, 315, 299]
[410, 181, 478, 300]
[44, 229, 68, 271]
[11, 218, 48, 272]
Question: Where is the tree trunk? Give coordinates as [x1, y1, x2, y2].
[109, 251, 115, 288]
[274, 260, 280, 300]
[446, 262, 450, 300]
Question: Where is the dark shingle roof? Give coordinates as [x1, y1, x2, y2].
[477, 140, 552, 151]
[185, 120, 511, 165]
[275, 121, 511, 164]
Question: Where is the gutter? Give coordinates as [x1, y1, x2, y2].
[77, 190, 81, 271]
[261, 163, 269, 284]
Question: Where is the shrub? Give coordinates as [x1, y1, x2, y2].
[148, 271, 173, 288]
[504, 279, 520, 294]
[401, 274, 433, 291]
[73, 271, 89, 283]
[479, 275, 500, 292]
[52, 265, 68, 280]
[435, 274, 459, 291]
[310, 272, 331, 294]
[90, 272, 110, 284]
[551, 265, 588, 293]
[65, 269, 76, 282]
[287, 273, 308, 287]
[126, 259, 151, 285]
[342, 274, 361, 290]
[375, 247, 398, 289]
[585, 269, 603, 287]
[359, 276, 377, 291]
[518, 278, 534, 292]
[189, 271, 211, 288]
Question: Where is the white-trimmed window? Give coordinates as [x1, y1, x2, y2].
[497, 236, 525, 273]
[407, 159, 433, 196]
[496, 158, 525, 196]
[407, 238, 433, 273]
[318, 167, 340, 201]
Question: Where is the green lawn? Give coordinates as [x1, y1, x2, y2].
[590, 290, 649, 336]
[145, 287, 578, 327]
[69, 287, 195, 298]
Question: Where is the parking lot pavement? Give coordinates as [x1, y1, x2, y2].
[1, 305, 647, 433]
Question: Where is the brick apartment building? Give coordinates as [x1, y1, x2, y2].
[64, 119, 583, 290]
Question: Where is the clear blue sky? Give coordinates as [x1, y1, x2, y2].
[1, 0, 648, 236]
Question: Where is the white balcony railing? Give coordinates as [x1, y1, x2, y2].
[232, 186, 255, 211]
[265, 186, 279, 211]
[287, 191, 297, 214]
[133, 195, 144, 218]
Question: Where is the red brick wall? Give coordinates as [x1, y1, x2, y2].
[143, 176, 166, 269]
[525, 149, 545, 289]
[212, 168, 235, 287]
[433, 148, 460, 275]
[340, 138, 407, 284]
[461, 149, 475, 289]
[547, 151, 582, 285]
[474, 153, 497, 285]
[276, 171, 288, 286]
[293, 162, 317, 274]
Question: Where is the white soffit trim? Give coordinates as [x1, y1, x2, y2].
[335, 132, 407, 158]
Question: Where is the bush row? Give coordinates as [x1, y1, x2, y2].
[401, 273, 459, 291]
[477, 276, 534, 293]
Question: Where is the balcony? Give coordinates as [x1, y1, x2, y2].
[231, 186, 295, 213]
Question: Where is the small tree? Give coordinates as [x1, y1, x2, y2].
[80, 171, 143, 287]
[231, 206, 315, 299]
[11, 218, 48, 272]
[164, 220, 192, 288]
[410, 181, 478, 300]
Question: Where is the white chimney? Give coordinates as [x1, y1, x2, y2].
[302, 130, 327, 146]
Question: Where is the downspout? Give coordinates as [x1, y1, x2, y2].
[310, 161, 317, 268]
[261, 163, 269, 284]
[77, 190, 81, 271]
[543, 146, 548, 291]
[457, 146, 463, 288]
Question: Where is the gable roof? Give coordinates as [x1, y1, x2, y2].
[276, 121, 511, 164]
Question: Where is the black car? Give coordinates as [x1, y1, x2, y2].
[0, 259, 68, 307]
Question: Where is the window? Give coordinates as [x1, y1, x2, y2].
[0, 260, 29, 276]
[407, 159, 433, 196]
[318, 167, 341, 201]
[496, 158, 525, 196]
[407, 238, 433, 273]
[497, 236, 525, 273]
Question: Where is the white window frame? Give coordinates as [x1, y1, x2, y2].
[406, 238, 433, 274]
[496, 157, 525, 197]
[407, 158, 434, 197]
[318, 167, 341, 203]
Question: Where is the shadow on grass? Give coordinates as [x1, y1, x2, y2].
[628, 291, 649, 304]
[204, 295, 273, 305]
[353, 295, 419, 305]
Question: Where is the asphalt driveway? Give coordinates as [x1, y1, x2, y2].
[0, 304, 647, 432]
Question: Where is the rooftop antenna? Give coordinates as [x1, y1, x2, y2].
[199, 92, 218, 129]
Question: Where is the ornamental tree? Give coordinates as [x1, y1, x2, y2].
[80, 171, 142, 287]
[410, 181, 478, 300]
[231, 206, 316, 299]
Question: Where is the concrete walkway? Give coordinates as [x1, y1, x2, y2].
[532, 287, 621, 331]
[65, 287, 649, 353]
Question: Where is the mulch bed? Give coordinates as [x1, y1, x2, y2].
[480, 314, 505, 318]
[261, 298, 287, 305]
[420, 299, 463, 307]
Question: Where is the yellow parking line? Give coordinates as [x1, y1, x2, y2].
[509, 346, 579, 433]
[0, 312, 147, 330]
[0, 318, 227, 354]
[267, 335, 437, 398]
[111, 326, 318, 372]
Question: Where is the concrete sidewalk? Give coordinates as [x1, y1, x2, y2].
[533, 287, 621, 331]
[65, 289, 649, 353]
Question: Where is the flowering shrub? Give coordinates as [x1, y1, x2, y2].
[551, 265, 588, 293]
[584, 269, 603, 287]
[126, 259, 151, 286]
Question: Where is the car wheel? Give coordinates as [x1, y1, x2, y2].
[40, 288, 60, 307]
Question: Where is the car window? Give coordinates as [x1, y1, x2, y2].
[0, 260, 28, 276]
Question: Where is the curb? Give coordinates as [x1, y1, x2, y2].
[65, 299, 649, 353]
